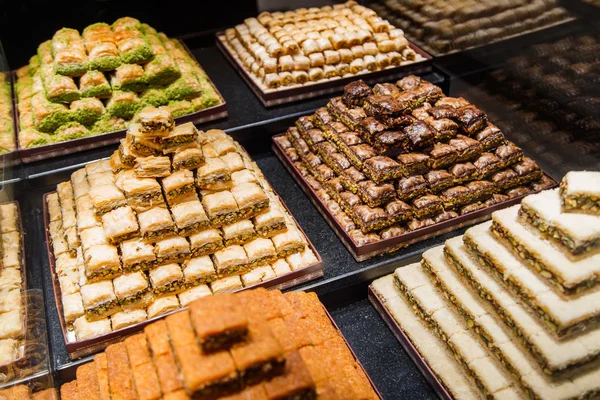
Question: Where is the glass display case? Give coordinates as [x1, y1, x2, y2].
[0, 1, 598, 398]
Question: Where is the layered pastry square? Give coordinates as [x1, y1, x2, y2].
[202, 191, 240, 226]
[189, 228, 224, 257]
[120, 238, 156, 272]
[222, 220, 257, 247]
[80, 281, 119, 321]
[138, 207, 176, 241]
[170, 198, 210, 236]
[212, 245, 250, 277]
[101, 206, 139, 244]
[196, 158, 232, 190]
[113, 271, 152, 309]
[560, 171, 600, 213]
[161, 169, 196, 204]
[148, 263, 186, 296]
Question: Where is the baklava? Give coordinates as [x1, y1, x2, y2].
[84, 244, 122, 281]
[220, 152, 246, 173]
[212, 245, 250, 277]
[120, 238, 156, 272]
[244, 238, 278, 267]
[135, 107, 174, 135]
[172, 142, 205, 171]
[202, 191, 240, 226]
[154, 236, 190, 264]
[560, 171, 600, 213]
[149, 263, 186, 296]
[101, 206, 139, 244]
[189, 228, 224, 257]
[138, 207, 176, 241]
[182, 256, 217, 286]
[62, 292, 85, 327]
[74, 316, 112, 341]
[121, 175, 163, 207]
[146, 295, 180, 319]
[80, 281, 120, 320]
[113, 271, 152, 309]
[521, 189, 600, 255]
[231, 182, 270, 218]
[161, 169, 195, 203]
[170, 198, 210, 236]
[111, 309, 147, 331]
[222, 220, 257, 247]
[178, 284, 212, 307]
[196, 158, 232, 190]
[128, 127, 163, 156]
[412, 194, 443, 219]
[135, 156, 171, 178]
[272, 227, 305, 257]
[89, 184, 127, 215]
[253, 206, 287, 237]
[160, 122, 197, 151]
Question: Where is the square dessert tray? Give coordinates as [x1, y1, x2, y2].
[43, 190, 323, 359]
[217, 32, 432, 107]
[13, 39, 227, 164]
[215, 1, 434, 107]
[272, 73, 558, 262]
[273, 136, 557, 261]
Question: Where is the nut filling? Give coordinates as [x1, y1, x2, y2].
[84, 299, 119, 319]
[256, 222, 287, 238]
[443, 248, 598, 376]
[490, 222, 598, 294]
[464, 235, 599, 338]
[520, 207, 600, 255]
[560, 180, 600, 213]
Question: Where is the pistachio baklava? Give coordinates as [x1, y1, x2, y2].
[80, 281, 120, 321]
[113, 271, 152, 309]
[138, 206, 176, 241]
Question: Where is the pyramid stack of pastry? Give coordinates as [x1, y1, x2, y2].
[222, 1, 425, 90]
[371, 170, 600, 399]
[276, 76, 554, 247]
[60, 288, 377, 400]
[15, 17, 221, 149]
[46, 106, 318, 343]
[0, 72, 16, 153]
[372, 0, 569, 55]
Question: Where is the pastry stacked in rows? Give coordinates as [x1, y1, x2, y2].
[222, 1, 424, 90]
[0, 204, 25, 368]
[46, 107, 318, 343]
[487, 34, 600, 154]
[0, 72, 16, 153]
[60, 288, 377, 400]
[15, 17, 221, 149]
[275, 76, 553, 247]
[0, 386, 57, 400]
[371, 170, 600, 399]
[371, 0, 569, 54]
